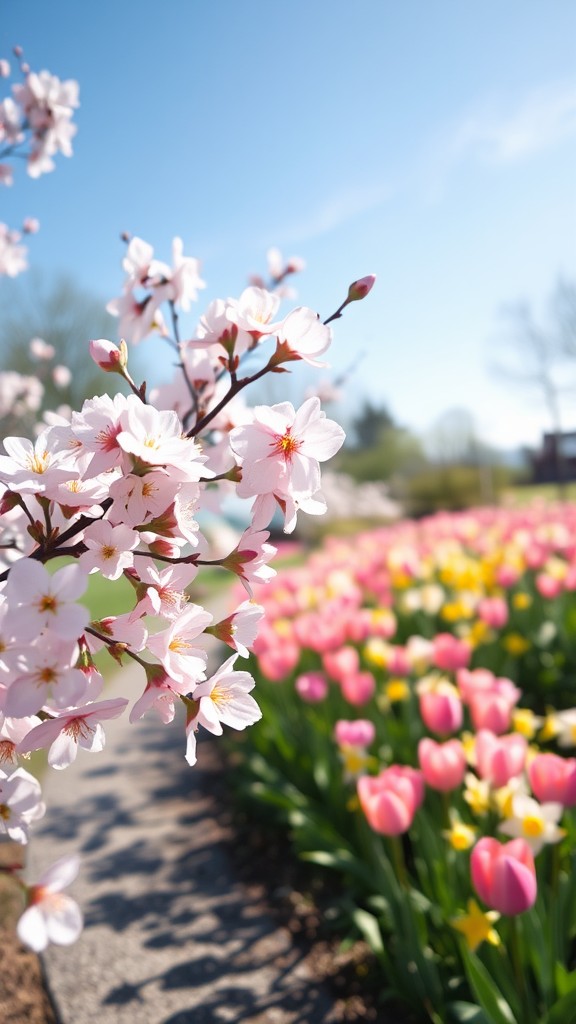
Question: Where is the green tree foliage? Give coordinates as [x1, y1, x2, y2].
[0, 271, 123, 433]
[336, 398, 427, 483]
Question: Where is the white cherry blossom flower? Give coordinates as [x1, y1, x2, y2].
[0, 766, 45, 843]
[185, 654, 261, 765]
[17, 697, 129, 769]
[18, 855, 82, 951]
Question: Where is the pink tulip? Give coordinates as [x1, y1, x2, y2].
[341, 670, 376, 706]
[469, 693, 514, 734]
[358, 765, 424, 836]
[475, 730, 527, 788]
[295, 672, 328, 703]
[535, 574, 563, 600]
[334, 719, 375, 747]
[457, 667, 496, 704]
[471, 837, 537, 915]
[564, 565, 576, 590]
[528, 752, 576, 808]
[345, 607, 396, 643]
[258, 641, 300, 681]
[385, 645, 411, 676]
[432, 633, 471, 672]
[477, 596, 509, 629]
[418, 737, 466, 792]
[496, 564, 521, 588]
[419, 690, 463, 735]
[322, 646, 360, 683]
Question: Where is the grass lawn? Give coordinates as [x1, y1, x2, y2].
[503, 481, 576, 505]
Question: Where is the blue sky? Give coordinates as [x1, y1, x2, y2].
[3, 0, 576, 450]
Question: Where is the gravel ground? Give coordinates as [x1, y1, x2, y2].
[27, 664, 374, 1024]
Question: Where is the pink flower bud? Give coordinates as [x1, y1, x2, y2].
[52, 365, 72, 389]
[22, 217, 40, 234]
[89, 338, 128, 373]
[471, 837, 537, 916]
[528, 752, 576, 808]
[418, 737, 466, 791]
[0, 60, 10, 78]
[347, 274, 376, 302]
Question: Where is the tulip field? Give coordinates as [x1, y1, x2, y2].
[235, 502, 576, 1024]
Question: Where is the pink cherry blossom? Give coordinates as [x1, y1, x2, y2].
[222, 527, 277, 596]
[146, 604, 212, 686]
[208, 600, 264, 658]
[230, 398, 345, 532]
[4, 559, 88, 641]
[4, 638, 87, 716]
[0, 429, 77, 495]
[0, 766, 45, 843]
[18, 855, 82, 951]
[185, 654, 261, 766]
[276, 306, 332, 366]
[116, 399, 208, 479]
[227, 286, 282, 338]
[17, 697, 129, 769]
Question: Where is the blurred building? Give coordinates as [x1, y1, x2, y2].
[530, 431, 576, 483]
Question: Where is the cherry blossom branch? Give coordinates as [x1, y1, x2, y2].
[187, 359, 279, 438]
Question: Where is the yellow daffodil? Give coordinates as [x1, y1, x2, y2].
[499, 793, 566, 854]
[502, 633, 530, 656]
[512, 708, 543, 740]
[451, 899, 501, 952]
[463, 772, 491, 816]
[385, 678, 411, 703]
[363, 638, 388, 667]
[442, 813, 477, 851]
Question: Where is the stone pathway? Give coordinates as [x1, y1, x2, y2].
[32, 665, 338, 1024]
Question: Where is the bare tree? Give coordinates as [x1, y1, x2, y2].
[491, 282, 576, 496]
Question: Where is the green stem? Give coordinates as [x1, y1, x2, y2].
[509, 916, 532, 1024]
[388, 834, 409, 889]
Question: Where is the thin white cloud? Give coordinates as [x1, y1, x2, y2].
[421, 80, 576, 201]
[450, 81, 576, 166]
[270, 181, 394, 246]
